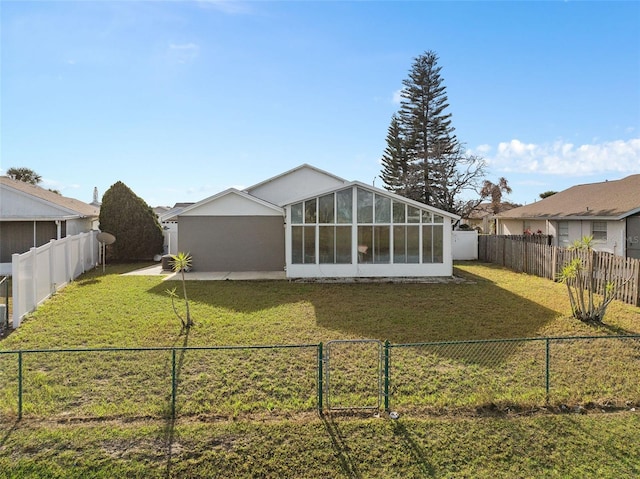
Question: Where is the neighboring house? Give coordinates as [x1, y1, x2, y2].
[175, 164, 460, 278]
[153, 206, 170, 217]
[495, 174, 640, 259]
[461, 202, 519, 233]
[158, 203, 194, 255]
[0, 176, 100, 273]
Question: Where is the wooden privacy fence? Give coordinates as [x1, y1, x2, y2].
[478, 235, 640, 306]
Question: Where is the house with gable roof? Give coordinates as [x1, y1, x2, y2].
[174, 164, 460, 278]
[0, 176, 99, 273]
[495, 174, 640, 259]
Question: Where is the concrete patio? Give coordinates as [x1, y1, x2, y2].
[123, 264, 286, 281]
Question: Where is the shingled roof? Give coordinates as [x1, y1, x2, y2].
[0, 176, 99, 218]
[496, 174, 640, 220]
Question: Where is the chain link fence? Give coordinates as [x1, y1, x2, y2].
[389, 336, 640, 414]
[1, 335, 638, 421]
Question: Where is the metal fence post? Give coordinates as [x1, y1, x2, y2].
[171, 349, 177, 419]
[384, 340, 390, 412]
[317, 342, 323, 414]
[545, 338, 550, 403]
[18, 351, 23, 420]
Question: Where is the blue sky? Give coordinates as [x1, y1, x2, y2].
[2, 0, 639, 208]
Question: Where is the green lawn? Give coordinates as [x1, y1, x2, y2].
[0, 262, 639, 478]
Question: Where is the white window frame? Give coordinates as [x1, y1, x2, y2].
[591, 221, 607, 242]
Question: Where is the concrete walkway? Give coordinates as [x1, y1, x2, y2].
[124, 265, 468, 284]
[124, 264, 286, 281]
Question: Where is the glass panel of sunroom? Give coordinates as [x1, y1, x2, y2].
[357, 226, 373, 263]
[375, 195, 391, 223]
[304, 226, 315, 263]
[407, 226, 420, 263]
[292, 227, 303, 263]
[318, 194, 334, 224]
[393, 226, 406, 263]
[432, 225, 443, 263]
[408, 206, 420, 223]
[319, 226, 335, 263]
[423, 225, 434, 263]
[291, 203, 303, 224]
[374, 226, 390, 263]
[305, 199, 317, 224]
[336, 226, 352, 263]
[393, 202, 406, 223]
[336, 189, 353, 224]
[357, 188, 373, 223]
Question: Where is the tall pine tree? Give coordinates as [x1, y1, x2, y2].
[380, 51, 485, 215]
[380, 114, 411, 196]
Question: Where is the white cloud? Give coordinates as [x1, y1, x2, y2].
[167, 42, 199, 64]
[478, 138, 640, 176]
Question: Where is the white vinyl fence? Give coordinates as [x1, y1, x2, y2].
[12, 231, 99, 328]
[452, 230, 478, 260]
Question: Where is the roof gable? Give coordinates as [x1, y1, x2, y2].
[498, 174, 640, 220]
[245, 164, 348, 205]
[178, 189, 284, 217]
[0, 176, 99, 219]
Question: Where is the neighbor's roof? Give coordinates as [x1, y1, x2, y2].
[0, 176, 99, 218]
[497, 174, 640, 220]
[466, 202, 519, 220]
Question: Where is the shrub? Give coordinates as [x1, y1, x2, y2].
[98, 181, 164, 261]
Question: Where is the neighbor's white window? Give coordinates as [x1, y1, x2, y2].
[592, 221, 607, 242]
[558, 221, 569, 247]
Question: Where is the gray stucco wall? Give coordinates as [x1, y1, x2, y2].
[178, 216, 285, 271]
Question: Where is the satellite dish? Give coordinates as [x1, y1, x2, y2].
[97, 232, 116, 272]
[97, 232, 116, 245]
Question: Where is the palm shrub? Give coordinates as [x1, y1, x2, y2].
[557, 236, 617, 323]
[166, 252, 193, 330]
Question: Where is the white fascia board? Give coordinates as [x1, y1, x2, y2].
[499, 206, 640, 222]
[621, 206, 640, 219]
[177, 188, 283, 217]
[159, 207, 186, 222]
[0, 215, 80, 221]
[503, 215, 629, 222]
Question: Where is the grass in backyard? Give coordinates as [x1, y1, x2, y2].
[0, 261, 638, 477]
[4, 261, 638, 350]
[0, 412, 638, 478]
[0, 261, 638, 420]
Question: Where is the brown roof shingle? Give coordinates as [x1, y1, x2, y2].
[497, 174, 640, 220]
